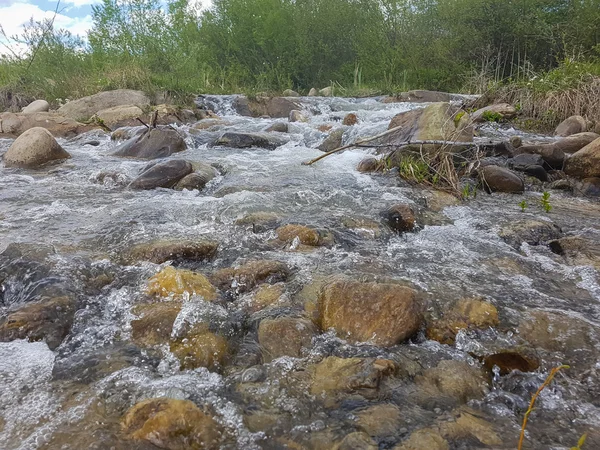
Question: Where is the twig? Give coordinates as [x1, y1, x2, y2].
[136, 117, 150, 129]
[151, 110, 159, 128]
[518, 365, 569, 450]
[25, 1, 62, 73]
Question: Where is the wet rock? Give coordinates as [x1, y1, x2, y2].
[127, 240, 218, 264]
[319, 86, 334, 97]
[317, 128, 345, 152]
[336, 432, 378, 450]
[252, 96, 301, 118]
[317, 278, 422, 346]
[265, 122, 288, 133]
[22, 99, 49, 113]
[574, 177, 600, 197]
[129, 159, 193, 190]
[151, 104, 195, 126]
[385, 103, 473, 150]
[113, 127, 187, 159]
[356, 403, 403, 438]
[282, 89, 300, 97]
[416, 360, 489, 405]
[147, 266, 217, 300]
[549, 235, 600, 269]
[3, 127, 71, 168]
[555, 115, 588, 137]
[58, 89, 150, 122]
[384, 90, 451, 103]
[258, 317, 317, 362]
[248, 283, 285, 312]
[555, 132, 599, 153]
[214, 131, 285, 150]
[173, 163, 217, 191]
[170, 329, 228, 370]
[310, 357, 395, 399]
[499, 219, 562, 249]
[341, 216, 383, 239]
[479, 165, 524, 193]
[483, 350, 540, 375]
[394, 429, 448, 450]
[235, 211, 281, 233]
[0, 111, 94, 137]
[276, 224, 321, 246]
[515, 143, 565, 168]
[131, 302, 181, 347]
[0, 296, 76, 350]
[191, 118, 229, 131]
[427, 297, 499, 345]
[564, 137, 600, 179]
[121, 398, 223, 450]
[289, 110, 308, 123]
[111, 126, 144, 141]
[343, 113, 359, 126]
[95, 105, 143, 129]
[510, 136, 522, 148]
[357, 157, 379, 173]
[381, 204, 416, 233]
[509, 153, 548, 181]
[471, 103, 517, 122]
[194, 109, 219, 121]
[438, 407, 502, 446]
[308, 88, 319, 97]
[211, 260, 290, 294]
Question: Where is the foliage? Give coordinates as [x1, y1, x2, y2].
[519, 200, 528, 212]
[481, 110, 503, 122]
[540, 191, 552, 213]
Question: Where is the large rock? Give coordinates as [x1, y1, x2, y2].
[555, 132, 599, 153]
[384, 103, 473, 149]
[499, 219, 562, 249]
[3, 127, 70, 168]
[514, 143, 565, 168]
[174, 163, 217, 191]
[0, 296, 77, 350]
[258, 317, 316, 361]
[317, 128, 344, 152]
[0, 111, 93, 137]
[58, 89, 150, 122]
[127, 240, 218, 264]
[231, 96, 301, 118]
[380, 204, 416, 233]
[113, 127, 187, 159]
[479, 165, 524, 193]
[22, 99, 49, 113]
[121, 398, 223, 449]
[471, 103, 517, 122]
[509, 153, 548, 181]
[129, 159, 193, 190]
[317, 279, 422, 347]
[416, 360, 488, 404]
[214, 131, 285, 150]
[564, 137, 600, 179]
[555, 115, 587, 137]
[95, 105, 143, 129]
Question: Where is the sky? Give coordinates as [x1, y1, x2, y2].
[0, 0, 211, 56]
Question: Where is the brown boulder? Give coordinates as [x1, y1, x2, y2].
[258, 317, 317, 361]
[126, 240, 218, 264]
[416, 360, 488, 404]
[555, 115, 587, 137]
[317, 279, 422, 346]
[356, 404, 403, 438]
[244, 96, 301, 118]
[393, 428, 449, 450]
[121, 398, 223, 450]
[0, 111, 93, 138]
[564, 137, 600, 179]
[58, 89, 150, 122]
[555, 132, 599, 153]
[3, 127, 71, 168]
[276, 224, 321, 246]
[211, 260, 290, 294]
[147, 266, 217, 300]
[170, 330, 228, 370]
[479, 165, 524, 193]
[131, 302, 181, 347]
[342, 113, 359, 126]
[381, 204, 416, 233]
[94, 105, 143, 129]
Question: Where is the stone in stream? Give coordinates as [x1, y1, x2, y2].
[509, 153, 548, 181]
[0, 296, 77, 350]
[113, 127, 187, 159]
[235, 211, 281, 233]
[342, 113, 359, 126]
[211, 260, 290, 294]
[470, 103, 518, 122]
[555, 132, 599, 153]
[564, 137, 600, 179]
[121, 398, 223, 449]
[478, 165, 524, 193]
[146, 266, 217, 300]
[173, 162, 217, 191]
[258, 317, 317, 362]
[289, 109, 308, 122]
[357, 157, 380, 172]
[317, 128, 345, 152]
[483, 350, 540, 375]
[170, 328, 229, 371]
[308, 87, 319, 96]
[555, 115, 588, 137]
[3, 127, 71, 168]
[264, 121, 288, 133]
[275, 224, 322, 246]
[214, 131, 286, 150]
[22, 99, 49, 113]
[381, 204, 416, 233]
[337, 432, 378, 450]
[514, 143, 566, 168]
[131, 302, 181, 348]
[356, 404, 403, 439]
[58, 89, 150, 122]
[393, 428, 449, 450]
[574, 177, 600, 197]
[129, 159, 193, 190]
[316, 278, 422, 347]
[383, 89, 451, 103]
[498, 219, 562, 249]
[126, 239, 218, 264]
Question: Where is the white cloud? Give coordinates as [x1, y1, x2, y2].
[59, 0, 100, 8]
[0, 0, 93, 55]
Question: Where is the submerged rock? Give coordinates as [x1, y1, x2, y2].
[0, 296, 77, 350]
[170, 329, 228, 370]
[126, 239, 218, 264]
[265, 122, 288, 133]
[129, 159, 193, 190]
[215, 131, 286, 150]
[131, 302, 181, 348]
[275, 224, 321, 246]
[317, 279, 422, 346]
[247, 283, 286, 312]
[121, 398, 223, 450]
[381, 204, 416, 233]
[479, 165, 524, 193]
[356, 404, 403, 439]
[3, 127, 71, 168]
[483, 350, 540, 375]
[147, 266, 217, 300]
[113, 127, 187, 159]
[416, 360, 489, 405]
[258, 317, 317, 362]
[394, 428, 449, 450]
[235, 211, 281, 233]
[211, 260, 290, 294]
[499, 219, 562, 249]
[342, 113, 358, 126]
[337, 432, 378, 450]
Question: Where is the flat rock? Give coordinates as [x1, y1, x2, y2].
[215, 131, 286, 150]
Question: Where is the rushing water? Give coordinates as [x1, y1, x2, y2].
[0, 95, 599, 449]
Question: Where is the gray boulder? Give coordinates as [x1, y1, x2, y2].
[113, 128, 187, 159]
[317, 128, 345, 152]
[174, 163, 217, 191]
[555, 115, 587, 137]
[215, 132, 286, 150]
[3, 127, 70, 168]
[58, 89, 150, 122]
[22, 99, 50, 114]
[130, 159, 193, 190]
